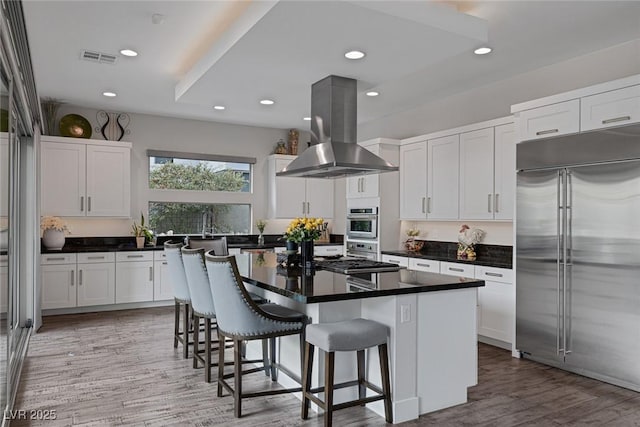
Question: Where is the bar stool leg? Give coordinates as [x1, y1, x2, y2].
[378, 343, 393, 423]
[205, 318, 212, 383]
[234, 338, 243, 418]
[217, 330, 224, 398]
[324, 351, 335, 427]
[182, 302, 190, 359]
[357, 349, 366, 404]
[174, 301, 180, 348]
[269, 338, 278, 381]
[193, 314, 200, 368]
[301, 342, 314, 420]
[262, 339, 270, 377]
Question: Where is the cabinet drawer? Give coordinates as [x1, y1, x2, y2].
[41, 253, 77, 265]
[475, 266, 513, 284]
[518, 99, 580, 141]
[440, 261, 475, 278]
[116, 252, 154, 262]
[581, 85, 640, 131]
[153, 250, 167, 261]
[315, 245, 343, 256]
[77, 252, 115, 263]
[381, 255, 408, 267]
[408, 258, 440, 273]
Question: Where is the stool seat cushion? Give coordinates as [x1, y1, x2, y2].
[306, 318, 388, 352]
[260, 303, 306, 322]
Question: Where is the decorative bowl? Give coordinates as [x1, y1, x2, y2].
[59, 114, 92, 138]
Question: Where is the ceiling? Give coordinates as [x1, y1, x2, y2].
[23, 1, 640, 131]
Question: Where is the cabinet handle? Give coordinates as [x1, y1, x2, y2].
[416, 263, 431, 268]
[46, 257, 66, 261]
[449, 267, 464, 272]
[88, 196, 92, 212]
[307, 202, 310, 214]
[149, 266, 153, 281]
[162, 261, 168, 265]
[302, 201, 306, 215]
[361, 177, 365, 193]
[421, 197, 426, 214]
[535, 128, 559, 136]
[326, 248, 338, 252]
[602, 115, 630, 124]
[488, 194, 492, 213]
[486, 272, 503, 277]
[127, 254, 144, 259]
[495, 194, 500, 213]
[87, 256, 105, 260]
[79, 269, 83, 285]
[427, 197, 431, 214]
[80, 196, 84, 212]
[70, 270, 74, 286]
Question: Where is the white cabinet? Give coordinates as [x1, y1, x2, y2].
[267, 155, 333, 219]
[153, 250, 173, 301]
[475, 266, 514, 345]
[381, 254, 409, 268]
[581, 85, 640, 131]
[315, 245, 343, 256]
[459, 123, 515, 220]
[399, 141, 428, 220]
[40, 137, 131, 217]
[427, 135, 459, 220]
[440, 261, 475, 279]
[347, 144, 379, 199]
[41, 253, 77, 309]
[517, 99, 580, 141]
[115, 252, 154, 303]
[76, 252, 115, 307]
[408, 257, 440, 273]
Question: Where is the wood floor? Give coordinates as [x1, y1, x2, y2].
[13, 307, 640, 426]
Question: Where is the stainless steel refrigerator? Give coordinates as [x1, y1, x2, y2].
[516, 124, 640, 391]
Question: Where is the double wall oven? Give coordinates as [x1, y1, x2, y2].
[346, 206, 378, 240]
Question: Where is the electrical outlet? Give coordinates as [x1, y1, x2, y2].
[401, 304, 411, 323]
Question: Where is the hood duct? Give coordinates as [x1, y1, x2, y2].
[276, 75, 399, 178]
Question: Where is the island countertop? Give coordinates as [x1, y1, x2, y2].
[238, 253, 484, 304]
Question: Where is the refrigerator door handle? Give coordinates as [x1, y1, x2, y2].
[565, 171, 573, 354]
[557, 170, 564, 355]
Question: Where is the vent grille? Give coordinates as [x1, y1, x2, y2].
[80, 50, 118, 64]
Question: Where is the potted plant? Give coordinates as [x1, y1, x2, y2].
[404, 227, 424, 252]
[41, 216, 69, 250]
[256, 219, 267, 246]
[132, 212, 153, 248]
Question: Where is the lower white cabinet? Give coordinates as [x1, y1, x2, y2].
[440, 261, 475, 279]
[408, 257, 440, 273]
[314, 245, 343, 256]
[41, 258, 77, 309]
[153, 251, 173, 301]
[77, 253, 115, 306]
[475, 266, 514, 345]
[115, 252, 154, 303]
[381, 254, 409, 267]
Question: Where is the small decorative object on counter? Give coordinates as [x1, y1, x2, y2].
[131, 212, 153, 248]
[256, 219, 267, 246]
[275, 138, 287, 154]
[41, 216, 68, 250]
[404, 227, 422, 252]
[283, 217, 324, 271]
[457, 224, 485, 261]
[288, 129, 299, 155]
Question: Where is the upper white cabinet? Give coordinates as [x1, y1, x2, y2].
[267, 155, 333, 219]
[40, 137, 131, 217]
[399, 141, 428, 220]
[581, 85, 640, 131]
[346, 139, 399, 199]
[517, 99, 580, 141]
[460, 124, 515, 220]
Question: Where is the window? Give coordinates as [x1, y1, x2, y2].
[146, 150, 256, 235]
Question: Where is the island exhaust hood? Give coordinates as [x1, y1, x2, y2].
[276, 75, 399, 178]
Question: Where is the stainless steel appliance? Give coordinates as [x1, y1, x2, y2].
[346, 207, 378, 240]
[516, 123, 640, 391]
[346, 240, 378, 260]
[317, 259, 401, 274]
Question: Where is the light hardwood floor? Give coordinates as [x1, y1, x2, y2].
[13, 307, 640, 426]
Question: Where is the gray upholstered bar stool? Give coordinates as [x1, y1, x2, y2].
[301, 318, 393, 427]
[164, 241, 192, 359]
[205, 253, 308, 418]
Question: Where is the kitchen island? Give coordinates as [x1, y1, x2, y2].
[236, 253, 484, 424]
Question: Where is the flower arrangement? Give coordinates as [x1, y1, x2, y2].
[256, 219, 267, 234]
[40, 216, 68, 233]
[404, 227, 423, 251]
[457, 224, 485, 260]
[284, 217, 325, 243]
[131, 212, 153, 241]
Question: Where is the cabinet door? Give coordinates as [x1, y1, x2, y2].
[459, 128, 494, 220]
[77, 262, 116, 306]
[305, 178, 333, 218]
[346, 176, 361, 198]
[494, 123, 516, 220]
[86, 145, 130, 217]
[40, 141, 86, 216]
[272, 158, 306, 218]
[428, 135, 459, 220]
[115, 261, 154, 303]
[153, 260, 173, 301]
[314, 245, 343, 256]
[477, 280, 514, 344]
[400, 142, 427, 220]
[581, 85, 640, 131]
[41, 264, 76, 309]
[517, 99, 580, 141]
[408, 258, 440, 273]
[346, 144, 380, 198]
[381, 254, 409, 267]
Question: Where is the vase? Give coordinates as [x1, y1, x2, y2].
[136, 236, 145, 249]
[286, 240, 298, 253]
[257, 233, 265, 246]
[300, 240, 314, 271]
[42, 229, 65, 250]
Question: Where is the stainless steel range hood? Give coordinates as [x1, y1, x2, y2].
[277, 75, 399, 178]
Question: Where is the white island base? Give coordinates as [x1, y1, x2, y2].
[245, 284, 478, 424]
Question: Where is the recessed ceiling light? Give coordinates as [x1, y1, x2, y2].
[366, 91, 379, 97]
[260, 99, 275, 105]
[213, 105, 225, 110]
[102, 91, 117, 97]
[120, 49, 138, 57]
[474, 47, 492, 55]
[345, 50, 365, 60]
[303, 117, 311, 121]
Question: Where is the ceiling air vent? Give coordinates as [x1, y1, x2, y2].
[80, 50, 118, 65]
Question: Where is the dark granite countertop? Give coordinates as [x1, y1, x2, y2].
[239, 253, 484, 304]
[382, 240, 513, 269]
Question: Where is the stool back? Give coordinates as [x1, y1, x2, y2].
[164, 241, 190, 302]
[186, 236, 228, 256]
[205, 254, 303, 338]
[181, 247, 216, 317]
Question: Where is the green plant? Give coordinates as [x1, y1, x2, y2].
[132, 212, 153, 242]
[256, 219, 267, 233]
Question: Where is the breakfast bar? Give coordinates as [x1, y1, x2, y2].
[236, 253, 484, 423]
